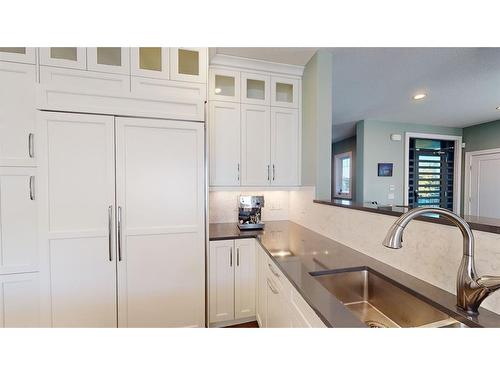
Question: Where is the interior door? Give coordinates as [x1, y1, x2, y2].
[241, 104, 271, 186]
[234, 239, 256, 320]
[115, 117, 205, 327]
[38, 112, 117, 327]
[270, 107, 299, 186]
[469, 150, 500, 219]
[209, 240, 235, 324]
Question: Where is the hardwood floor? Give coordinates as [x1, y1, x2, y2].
[225, 320, 259, 328]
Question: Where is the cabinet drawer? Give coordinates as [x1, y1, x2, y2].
[290, 288, 326, 328]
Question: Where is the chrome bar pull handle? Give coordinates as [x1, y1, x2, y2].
[28, 133, 34, 158]
[267, 165, 270, 181]
[108, 205, 113, 261]
[29, 176, 35, 200]
[237, 163, 240, 182]
[230, 247, 233, 267]
[117, 206, 123, 261]
[237, 248, 240, 267]
[268, 263, 280, 277]
[267, 279, 279, 294]
[272, 164, 275, 181]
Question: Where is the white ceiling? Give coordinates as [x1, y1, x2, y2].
[215, 47, 318, 66]
[330, 48, 500, 141]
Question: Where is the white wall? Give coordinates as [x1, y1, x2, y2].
[209, 190, 290, 223]
[289, 187, 500, 315]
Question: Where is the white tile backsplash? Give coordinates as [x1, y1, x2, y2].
[209, 190, 290, 223]
[288, 187, 500, 315]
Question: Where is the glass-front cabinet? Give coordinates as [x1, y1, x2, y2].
[271, 76, 299, 108]
[170, 48, 207, 83]
[87, 47, 130, 75]
[0, 48, 36, 64]
[131, 47, 170, 79]
[241, 72, 270, 106]
[209, 69, 240, 102]
[39, 47, 87, 70]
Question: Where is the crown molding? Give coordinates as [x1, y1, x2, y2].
[210, 54, 304, 77]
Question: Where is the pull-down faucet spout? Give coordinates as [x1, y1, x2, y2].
[383, 207, 500, 315]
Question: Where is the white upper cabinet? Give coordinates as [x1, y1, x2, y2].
[87, 47, 130, 75]
[271, 107, 299, 186]
[241, 104, 271, 186]
[0, 62, 36, 167]
[209, 101, 241, 186]
[271, 76, 299, 108]
[40, 47, 87, 70]
[170, 48, 207, 83]
[130, 47, 169, 79]
[209, 68, 240, 102]
[0, 167, 38, 275]
[241, 72, 270, 106]
[0, 47, 36, 64]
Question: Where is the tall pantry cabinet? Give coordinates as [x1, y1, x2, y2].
[0, 46, 208, 328]
[0, 53, 39, 327]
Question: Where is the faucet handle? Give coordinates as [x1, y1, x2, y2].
[477, 275, 500, 292]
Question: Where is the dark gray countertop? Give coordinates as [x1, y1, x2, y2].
[209, 220, 500, 328]
[314, 199, 500, 234]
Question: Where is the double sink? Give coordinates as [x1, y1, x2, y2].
[310, 267, 469, 328]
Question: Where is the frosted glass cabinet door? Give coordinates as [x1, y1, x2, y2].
[241, 72, 270, 106]
[271, 76, 299, 108]
[209, 68, 240, 102]
[87, 47, 130, 75]
[170, 47, 207, 83]
[39, 47, 87, 70]
[0, 47, 36, 64]
[130, 47, 169, 79]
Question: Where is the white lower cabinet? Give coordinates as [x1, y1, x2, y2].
[256, 241, 325, 328]
[0, 273, 40, 327]
[209, 239, 256, 326]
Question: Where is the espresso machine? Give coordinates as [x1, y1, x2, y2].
[237, 195, 265, 230]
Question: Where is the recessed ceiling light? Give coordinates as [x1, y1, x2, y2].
[496, 106, 500, 110]
[214, 88, 222, 94]
[413, 93, 427, 100]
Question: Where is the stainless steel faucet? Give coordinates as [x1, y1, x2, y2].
[383, 207, 500, 315]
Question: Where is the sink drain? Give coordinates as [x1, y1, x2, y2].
[365, 320, 388, 328]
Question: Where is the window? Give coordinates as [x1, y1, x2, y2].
[334, 151, 353, 199]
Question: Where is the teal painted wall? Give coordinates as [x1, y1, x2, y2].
[301, 50, 333, 199]
[358, 120, 463, 205]
[463, 120, 500, 152]
[355, 121, 365, 202]
[332, 135, 357, 200]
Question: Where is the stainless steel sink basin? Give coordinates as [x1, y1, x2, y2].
[311, 267, 468, 328]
